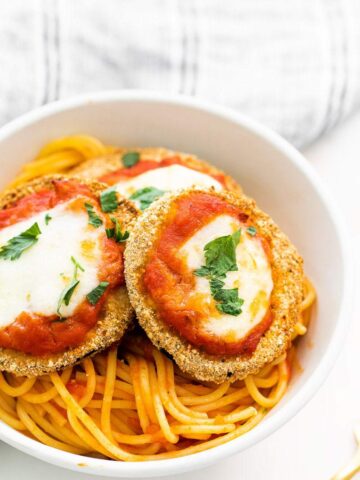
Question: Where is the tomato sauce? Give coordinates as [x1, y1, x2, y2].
[0, 180, 125, 356]
[0, 180, 94, 229]
[66, 379, 87, 399]
[100, 156, 228, 188]
[143, 192, 273, 356]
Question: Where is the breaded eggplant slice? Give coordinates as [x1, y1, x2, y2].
[70, 146, 242, 194]
[0, 175, 138, 377]
[125, 187, 305, 384]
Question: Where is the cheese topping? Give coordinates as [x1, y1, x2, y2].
[0, 199, 103, 328]
[112, 164, 223, 198]
[178, 215, 273, 342]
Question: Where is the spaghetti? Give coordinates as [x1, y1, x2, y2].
[0, 135, 316, 461]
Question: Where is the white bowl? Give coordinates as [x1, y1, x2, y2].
[0, 91, 353, 477]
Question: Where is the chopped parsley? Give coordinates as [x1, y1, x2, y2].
[129, 186, 165, 211]
[106, 217, 129, 243]
[194, 230, 244, 316]
[71, 255, 85, 276]
[56, 256, 84, 317]
[86, 281, 109, 305]
[57, 280, 79, 317]
[122, 151, 140, 168]
[210, 278, 244, 315]
[247, 226, 257, 236]
[84, 202, 103, 228]
[45, 214, 52, 225]
[100, 189, 118, 213]
[0, 222, 41, 261]
[195, 230, 241, 278]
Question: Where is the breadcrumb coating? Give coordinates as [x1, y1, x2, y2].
[125, 187, 304, 383]
[0, 175, 138, 377]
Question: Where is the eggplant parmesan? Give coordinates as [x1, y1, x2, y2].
[125, 187, 304, 383]
[0, 176, 137, 376]
[70, 147, 242, 210]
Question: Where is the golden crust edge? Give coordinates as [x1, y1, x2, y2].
[124, 186, 305, 384]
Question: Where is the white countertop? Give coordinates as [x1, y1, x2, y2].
[1, 111, 360, 480]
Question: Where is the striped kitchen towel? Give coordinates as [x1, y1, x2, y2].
[1, 0, 360, 147]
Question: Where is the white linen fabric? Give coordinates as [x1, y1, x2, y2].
[0, 0, 360, 147]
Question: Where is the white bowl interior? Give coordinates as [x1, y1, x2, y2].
[0, 93, 350, 477]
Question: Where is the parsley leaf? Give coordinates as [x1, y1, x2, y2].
[71, 256, 85, 275]
[129, 186, 165, 211]
[106, 217, 129, 242]
[212, 286, 244, 315]
[84, 202, 103, 228]
[0, 222, 41, 261]
[217, 295, 244, 315]
[86, 281, 109, 305]
[100, 189, 118, 213]
[247, 226, 257, 236]
[57, 279, 79, 315]
[194, 265, 213, 278]
[105, 228, 114, 239]
[209, 277, 225, 294]
[209, 277, 244, 315]
[122, 151, 140, 168]
[195, 230, 241, 278]
[194, 230, 244, 316]
[45, 214, 52, 225]
[57, 256, 84, 317]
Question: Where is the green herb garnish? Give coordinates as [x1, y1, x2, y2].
[194, 230, 244, 316]
[57, 256, 84, 317]
[129, 186, 165, 211]
[86, 281, 109, 305]
[105, 228, 114, 239]
[247, 226, 257, 236]
[57, 279, 79, 316]
[210, 278, 244, 315]
[122, 152, 140, 168]
[106, 217, 129, 243]
[100, 189, 118, 213]
[195, 230, 241, 278]
[0, 222, 41, 261]
[84, 202, 103, 228]
[71, 255, 85, 275]
[45, 214, 52, 225]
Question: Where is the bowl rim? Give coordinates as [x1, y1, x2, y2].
[0, 90, 354, 477]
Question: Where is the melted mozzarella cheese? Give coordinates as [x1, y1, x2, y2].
[178, 215, 273, 341]
[0, 199, 103, 328]
[112, 164, 223, 200]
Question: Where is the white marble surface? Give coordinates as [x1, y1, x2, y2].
[1, 111, 360, 480]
